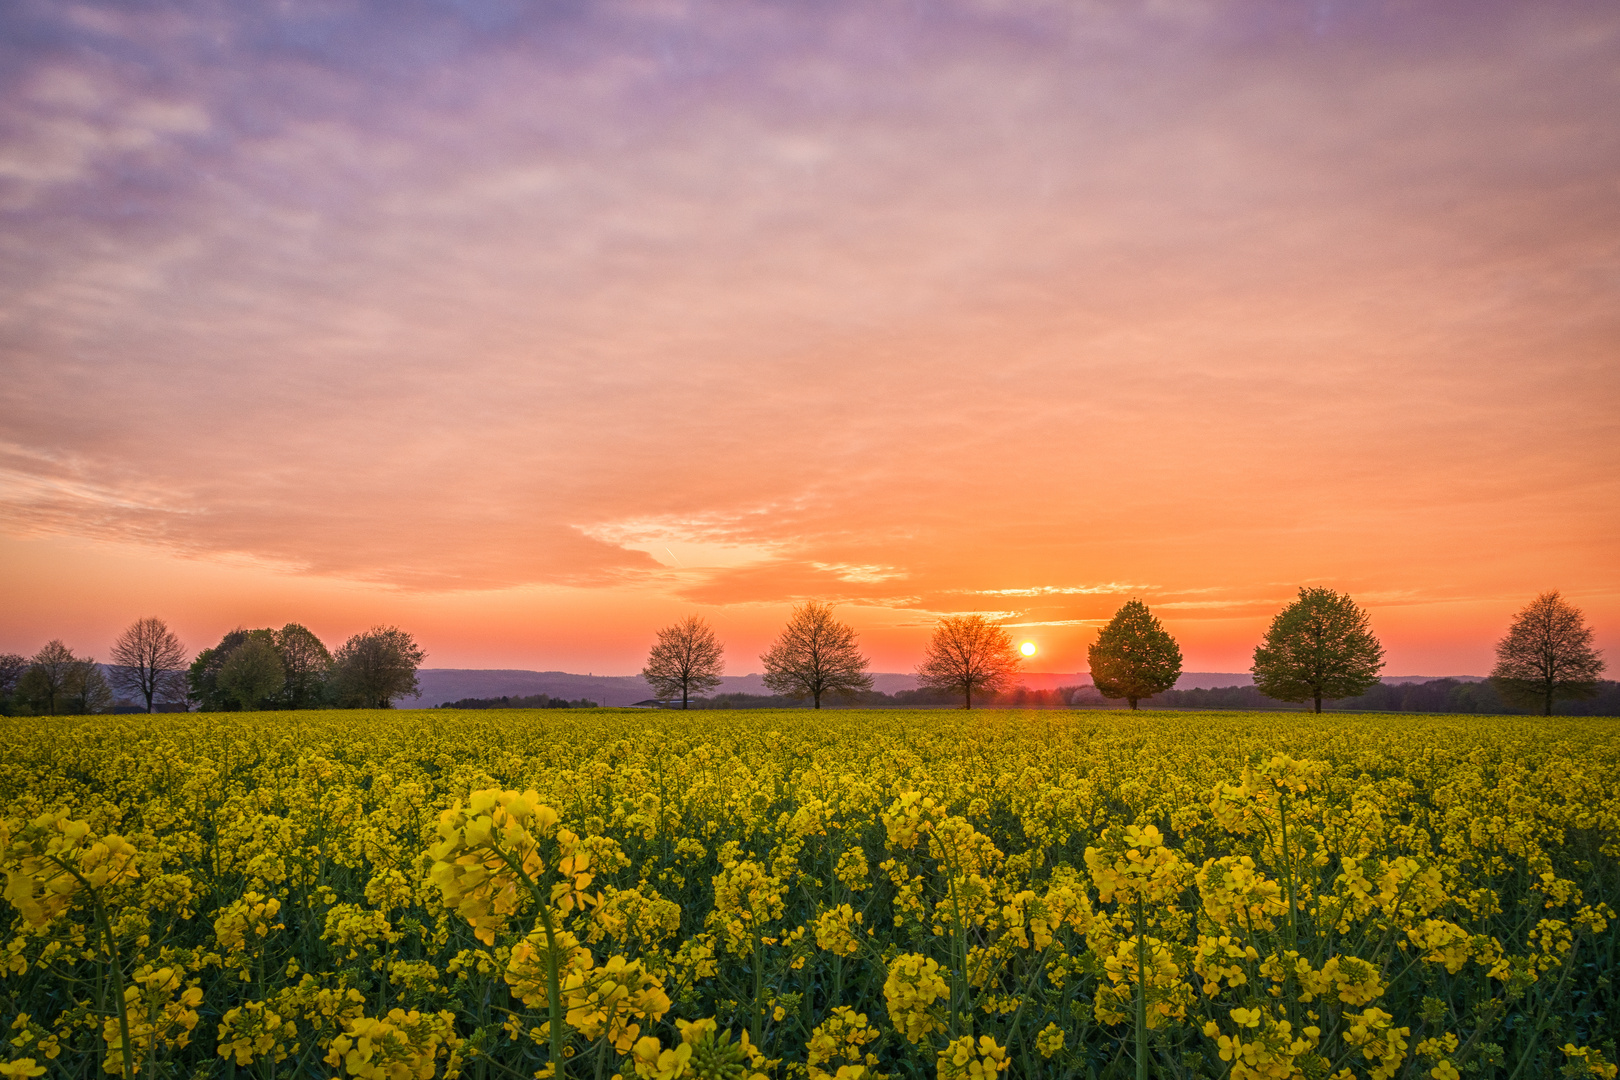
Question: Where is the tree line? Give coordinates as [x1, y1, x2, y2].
[642, 588, 1609, 715]
[0, 619, 426, 715]
[3, 588, 1605, 716]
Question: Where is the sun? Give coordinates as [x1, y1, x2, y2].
[1019, 641, 1037, 657]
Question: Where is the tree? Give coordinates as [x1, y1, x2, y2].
[188, 629, 253, 711]
[108, 617, 189, 713]
[915, 614, 1022, 709]
[760, 601, 873, 708]
[332, 626, 425, 708]
[1088, 600, 1183, 710]
[64, 659, 114, 715]
[275, 623, 333, 709]
[0, 653, 26, 714]
[217, 634, 286, 711]
[18, 640, 80, 715]
[1490, 590, 1605, 715]
[642, 614, 725, 708]
[1252, 587, 1385, 713]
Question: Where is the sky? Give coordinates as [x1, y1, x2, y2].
[1, 0, 1616, 679]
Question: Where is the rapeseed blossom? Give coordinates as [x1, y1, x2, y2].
[0, 708, 1614, 1078]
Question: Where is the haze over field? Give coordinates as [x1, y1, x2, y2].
[2, 1, 1616, 676]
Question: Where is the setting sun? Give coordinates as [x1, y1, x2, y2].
[1019, 641, 1038, 657]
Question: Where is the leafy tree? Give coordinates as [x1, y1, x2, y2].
[1490, 590, 1605, 715]
[760, 601, 873, 709]
[641, 614, 725, 709]
[1088, 600, 1183, 710]
[275, 623, 333, 709]
[188, 629, 253, 711]
[18, 640, 81, 715]
[217, 634, 286, 711]
[1252, 587, 1385, 714]
[915, 614, 1022, 709]
[108, 617, 189, 712]
[332, 626, 425, 708]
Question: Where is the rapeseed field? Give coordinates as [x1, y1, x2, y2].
[1, 709, 1615, 1080]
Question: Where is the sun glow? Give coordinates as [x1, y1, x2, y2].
[1019, 641, 1037, 657]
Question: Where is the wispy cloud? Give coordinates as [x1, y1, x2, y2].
[970, 584, 1151, 597]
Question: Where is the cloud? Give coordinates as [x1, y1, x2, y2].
[0, 0, 1615, 658]
[969, 584, 1151, 597]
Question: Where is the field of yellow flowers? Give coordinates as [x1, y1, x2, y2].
[2, 709, 1617, 1080]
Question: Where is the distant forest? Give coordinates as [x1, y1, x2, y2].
[436, 693, 600, 709]
[600, 677, 1620, 714]
[1144, 678, 1620, 715]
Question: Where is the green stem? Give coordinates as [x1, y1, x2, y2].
[1135, 895, 1148, 1080]
[535, 903, 567, 1080]
[1280, 791, 1299, 949]
[945, 853, 967, 1039]
[752, 932, 764, 1048]
[96, 902, 136, 1080]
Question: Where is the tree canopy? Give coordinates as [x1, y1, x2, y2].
[276, 623, 334, 709]
[1490, 590, 1605, 716]
[915, 614, 1022, 709]
[332, 626, 426, 708]
[1252, 587, 1384, 713]
[760, 601, 873, 709]
[218, 633, 286, 710]
[642, 614, 725, 708]
[1087, 600, 1183, 709]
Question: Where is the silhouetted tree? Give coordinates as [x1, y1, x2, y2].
[275, 623, 332, 709]
[189, 629, 253, 711]
[64, 659, 114, 715]
[642, 614, 725, 708]
[332, 626, 425, 708]
[1088, 600, 1183, 710]
[1252, 587, 1384, 713]
[0, 653, 26, 714]
[1490, 590, 1605, 715]
[915, 614, 1022, 709]
[761, 602, 873, 709]
[18, 640, 80, 715]
[218, 633, 286, 710]
[109, 616, 189, 712]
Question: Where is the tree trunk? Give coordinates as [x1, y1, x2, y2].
[681, 685, 688, 709]
[965, 687, 972, 710]
[1314, 692, 1322, 714]
[1128, 697, 1138, 710]
[813, 690, 821, 709]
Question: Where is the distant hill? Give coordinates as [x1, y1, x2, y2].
[400, 668, 1489, 708]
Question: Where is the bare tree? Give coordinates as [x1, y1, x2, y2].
[915, 614, 1022, 709]
[642, 614, 725, 708]
[1490, 590, 1605, 715]
[65, 658, 114, 715]
[761, 601, 873, 709]
[109, 617, 189, 713]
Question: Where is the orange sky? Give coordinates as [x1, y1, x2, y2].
[2, 2, 1616, 678]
